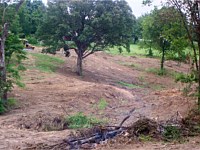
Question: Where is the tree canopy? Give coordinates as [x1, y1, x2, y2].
[37, 0, 136, 75]
[18, 0, 45, 36]
[141, 6, 188, 70]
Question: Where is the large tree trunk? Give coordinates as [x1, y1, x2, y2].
[1, 41, 7, 101]
[197, 36, 200, 109]
[161, 47, 165, 71]
[191, 39, 198, 71]
[172, 1, 199, 71]
[77, 50, 83, 76]
[0, 23, 8, 101]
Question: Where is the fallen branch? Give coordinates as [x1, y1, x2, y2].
[119, 108, 135, 128]
[66, 108, 136, 149]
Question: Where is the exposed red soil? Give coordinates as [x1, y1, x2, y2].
[0, 48, 198, 149]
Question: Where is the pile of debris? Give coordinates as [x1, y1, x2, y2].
[65, 109, 184, 149]
[27, 108, 197, 150]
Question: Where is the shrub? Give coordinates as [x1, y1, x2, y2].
[175, 72, 197, 83]
[26, 36, 38, 45]
[0, 98, 17, 114]
[0, 100, 7, 114]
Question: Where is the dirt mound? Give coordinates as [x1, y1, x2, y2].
[17, 112, 68, 131]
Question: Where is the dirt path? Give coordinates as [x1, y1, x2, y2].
[0, 48, 198, 149]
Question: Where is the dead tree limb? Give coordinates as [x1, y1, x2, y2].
[66, 108, 136, 149]
[118, 108, 135, 128]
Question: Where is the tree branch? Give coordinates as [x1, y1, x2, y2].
[82, 42, 104, 59]
[16, 0, 25, 12]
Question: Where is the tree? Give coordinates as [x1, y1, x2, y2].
[18, 0, 45, 36]
[142, 0, 153, 6]
[0, 0, 24, 103]
[141, 7, 188, 71]
[132, 16, 143, 44]
[167, 0, 198, 71]
[37, 0, 135, 76]
[167, 0, 200, 108]
[140, 14, 155, 57]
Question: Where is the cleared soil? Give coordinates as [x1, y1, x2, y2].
[0, 48, 199, 149]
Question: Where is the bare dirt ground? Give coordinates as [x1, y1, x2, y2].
[0, 48, 199, 149]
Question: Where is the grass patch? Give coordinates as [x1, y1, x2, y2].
[107, 44, 146, 56]
[107, 44, 160, 57]
[117, 81, 142, 89]
[30, 53, 64, 73]
[66, 112, 104, 129]
[97, 98, 108, 110]
[139, 135, 152, 142]
[146, 68, 168, 76]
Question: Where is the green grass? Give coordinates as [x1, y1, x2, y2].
[117, 81, 142, 89]
[97, 98, 108, 110]
[139, 135, 152, 142]
[66, 112, 104, 129]
[30, 53, 64, 73]
[107, 44, 160, 57]
[146, 68, 168, 76]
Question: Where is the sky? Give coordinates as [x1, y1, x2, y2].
[42, 0, 163, 18]
[126, 0, 163, 17]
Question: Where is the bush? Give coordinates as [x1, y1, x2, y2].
[26, 36, 38, 45]
[0, 100, 7, 114]
[175, 72, 197, 83]
[0, 98, 17, 114]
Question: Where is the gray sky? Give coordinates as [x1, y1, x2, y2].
[126, 0, 163, 17]
[42, 0, 163, 18]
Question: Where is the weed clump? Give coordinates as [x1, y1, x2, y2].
[66, 112, 103, 129]
[163, 125, 181, 141]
